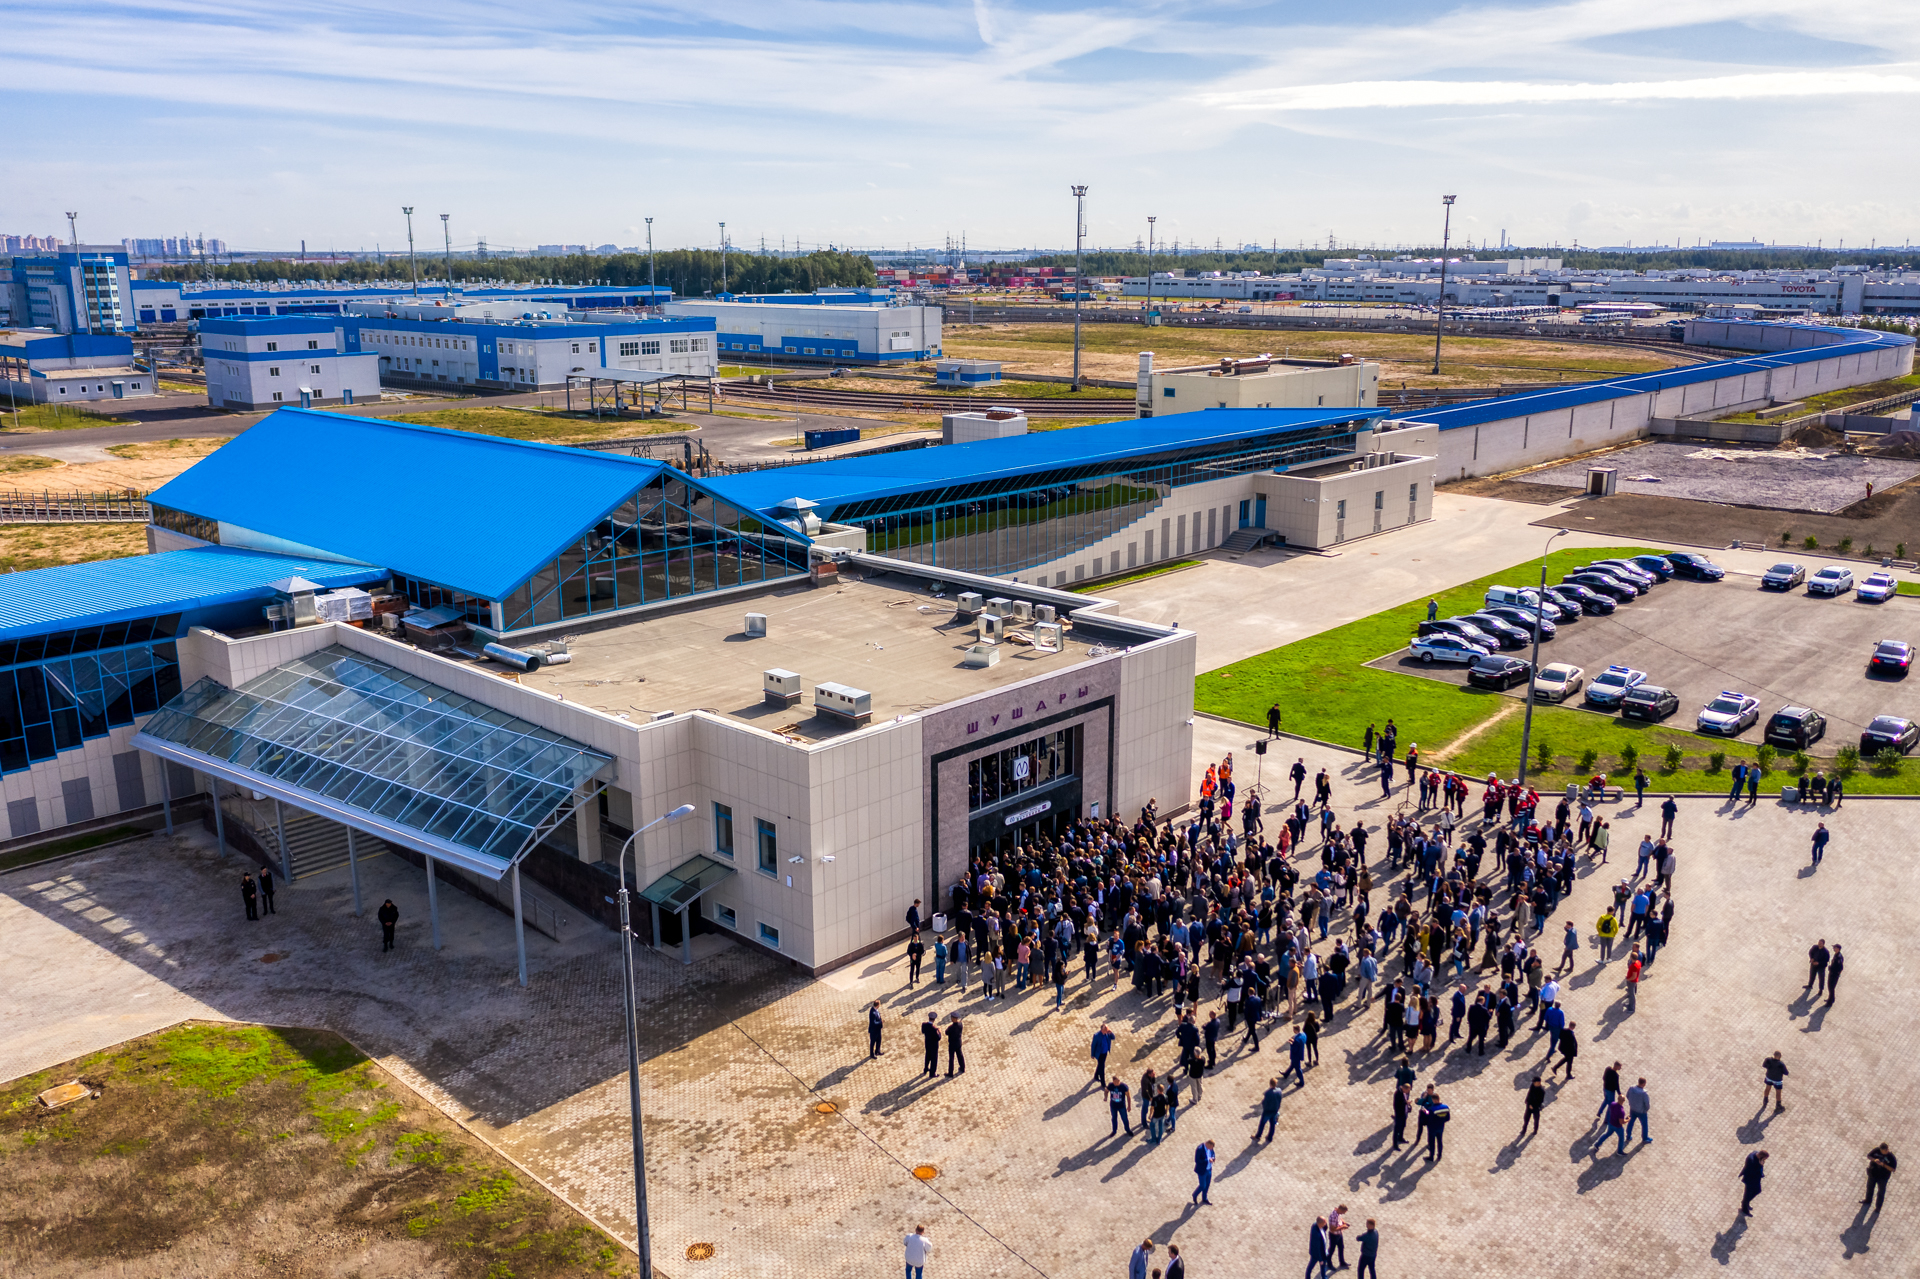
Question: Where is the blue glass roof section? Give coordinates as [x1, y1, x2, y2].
[133, 644, 612, 879]
[148, 409, 668, 600]
[0, 546, 388, 642]
[701, 406, 1386, 515]
[1394, 327, 1916, 432]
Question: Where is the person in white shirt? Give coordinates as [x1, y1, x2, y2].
[904, 1225, 931, 1279]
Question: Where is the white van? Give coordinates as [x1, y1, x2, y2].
[1484, 585, 1544, 610]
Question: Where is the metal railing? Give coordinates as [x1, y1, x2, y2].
[0, 490, 152, 524]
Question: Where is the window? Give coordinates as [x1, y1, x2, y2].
[713, 802, 734, 859]
[619, 341, 640, 357]
[802, 347, 816, 355]
[758, 922, 781, 948]
[266, 341, 278, 351]
[690, 338, 708, 352]
[269, 367, 280, 376]
[756, 818, 777, 875]
[670, 338, 689, 353]
[1163, 387, 1175, 397]
[784, 345, 797, 353]
[307, 340, 319, 349]
[310, 365, 321, 374]
[1409, 482, 1419, 503]
[571, 343, 580, 353]
[587, 341, 597, 353]
[1374, 490, 1383, 510]
[641, 340, 660, 355]
[272, 392, 282, 401]
[968, 728, 1078, 811]
[716, 904, 736, 929]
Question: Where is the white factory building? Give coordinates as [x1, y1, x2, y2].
[664, 298, 942, 364]
[200, 316, 381, 411]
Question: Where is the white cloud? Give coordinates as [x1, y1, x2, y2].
[1199, 70, 1920, 112]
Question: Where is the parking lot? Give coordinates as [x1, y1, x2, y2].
[1373, 574, 1920, 747]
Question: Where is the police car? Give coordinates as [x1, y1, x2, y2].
[1696, 690, 1761, 736]
[1584, 664, 1646, 709]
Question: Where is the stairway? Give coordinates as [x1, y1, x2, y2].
[1219, 527, 1278, 554]
[224, 799, 386, 879]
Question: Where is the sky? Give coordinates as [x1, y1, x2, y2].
[5, 1, 1920, 255]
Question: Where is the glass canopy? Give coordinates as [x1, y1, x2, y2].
[134, 644, 612, 877]
[638, 854, 736, 912]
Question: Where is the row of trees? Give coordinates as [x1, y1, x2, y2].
[1020, 247, 1916, 276]
[149, 249, 877, 295]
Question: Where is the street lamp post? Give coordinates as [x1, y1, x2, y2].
[1146, 216, 1156, 310]
[645, 219, 655, 300]
[1516, 527, 1569, 788]
[1432, 194, 1457, 375]
[403, 207, 418, 296]
[615, 801, 696, 1279]
[440, 214, 453, 300]
[1070, 185, 1088, 390]
[719, 222, 727, 295]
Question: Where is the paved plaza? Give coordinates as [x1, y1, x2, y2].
[4, 781, 1914, 1277]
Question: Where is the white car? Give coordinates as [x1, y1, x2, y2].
[1697, 690, 1761, 735]
[1410, 633, 1491, 665]
[1807, 565, 1855, 597]
[1532, 662, 1585, 702]
[1857, 571, 1898, 602]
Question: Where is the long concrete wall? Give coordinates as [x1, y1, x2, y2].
[1410, 322, 1915, 479]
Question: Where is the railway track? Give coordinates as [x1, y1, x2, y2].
[718, 382, 1137, 416]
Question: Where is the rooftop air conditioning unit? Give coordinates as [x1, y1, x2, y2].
[1034, 604, 1056, 624]
[814, 681, 872, 727]
[955, 591, 985, 618]
[984, 596, 1012, 618]
[1011, 600, 1034, 622]
[763, 668, 802, 708]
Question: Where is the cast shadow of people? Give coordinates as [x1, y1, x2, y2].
[1709, 1215, 1748, 1265]
[1840, 1202, 1878, 1259]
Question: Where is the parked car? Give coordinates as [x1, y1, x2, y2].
[1620, 684, 1679, 722]
[1564, 572, 1637, 602]
[1460, 612, 1532, 649]
[1467, 655, 1533, 690]
[1868, 639, 1913, 675]
[1572, 567, 1648, 596]
[1861, 715, 1920, 754]
[1584, 664, 1647, 709]
[1629, 554, 1676, 580]
[1411, 633, 1491, 665]
[1764, 705, 1827, 749]
[1807, 565, 1855, 597]
[1592, 558, 1658, 587]
[1482, 604, 1556, 639]
[1546, 583, 1614, 616]
[1484, 585, 1574, 622]
[1760, 562, 1806, 591]
[1417, 618, 1499, 647]
[1857, 572, 1899, 602]
[1662, 552, 1726, 581]
[1696, 690, 1762, 736]
[1533, 662, 1585, 702]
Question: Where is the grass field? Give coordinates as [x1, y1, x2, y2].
[0, 1023, 631, 1277]
[0, 523, 148, 572]
[1195, 545, 1920, 793]
[0, 454, 60, 475]
[940, 323, 1688, 390]
[1717, 373, 1920, 423]
[0, 825, 143, 874]
[0, 403, 137, 432]
[1069, 559, 1202, 593]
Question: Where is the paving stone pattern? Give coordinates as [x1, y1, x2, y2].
[2, 782, 1916, 1277]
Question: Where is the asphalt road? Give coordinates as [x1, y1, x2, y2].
[1373, 575, 1920, 745]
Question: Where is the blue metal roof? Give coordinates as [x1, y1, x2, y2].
[702, 406, 1385, 514]
[148, 409, 666, 600]
[0, 546, 387, 641]
[1396, 327, 1916, 431]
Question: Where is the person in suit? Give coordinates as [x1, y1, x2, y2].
[1827, 944, 1846, 1005]
[919, 1013, 940, 1080]
[1390, 1081, 1411, 1150]
[1164, 1242, 1186, 1279]
[944, 1014, 964, 1076]
[1739, 1150, 1768, 1215]
[1424, 1091, 1451, 1161]
[1127, 1239, 1155, 1279]
[240, 872, 258, 921]
[1256, 1079, 1284, 1142]
[1191, 1139, 1215, 1205]
[1306, 1216, 1332, 1279]
[867, 1002, 884, 1058]
[377, 898, 399, 950]
[258, 864, 277, 915]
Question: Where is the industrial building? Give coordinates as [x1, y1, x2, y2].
[664, 298, 941, 364]
[127, 280, 671, 326]
[199, 316, 381, 410]
[1141, 353, 1379, 416]
[333, 309, 716, 391]
[1, 330, 156, 404]
[1, 244, 135, 335]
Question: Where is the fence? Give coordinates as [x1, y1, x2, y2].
[0, 489, 152, 524]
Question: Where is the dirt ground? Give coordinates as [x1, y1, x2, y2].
[0, 438, 230, 494]
[0, 522, 148, 572]
[941, 322, 1688, 388]
[1528, 484, 1920, 558]
[0, 1022, 632, 1279]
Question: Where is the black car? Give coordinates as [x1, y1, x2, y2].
[1460, 613, 1532, 650]
[1860, 716, 1920, 754]
[1620, 684, 1679, 722]
[1663, 552, 1726, 581]
[1869, 640, 1913, 676]
[1417, 618, 1498, 647]
[1564, 572, 1637, 602]
[1482, 604, 1556, 639]
[1574, 566, 1649, 596]
[1629, 554, 1676, 581]
[1467, 655, 1533, 690]
[1546, 583, 1614, 616]
[1761, 562, 1806, 591]
[1764, 705, 1827, 749]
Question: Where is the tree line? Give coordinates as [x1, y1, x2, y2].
[148, 249, 878, 294]
[1019, 247, 1915, 275]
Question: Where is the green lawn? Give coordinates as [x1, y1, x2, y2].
[0, 403, 136, 431]
[1069, 559, 1202, 593]
[1195, 545, 1920, 793]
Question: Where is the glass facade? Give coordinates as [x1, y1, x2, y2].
[968, 728, 1077, 812]
[0, 616, 184, 775]
[149, 504, 220, 545]
[830, 423, 1361, 577]
[139, 644, 612, 869]
[496, 472, 811, 631]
